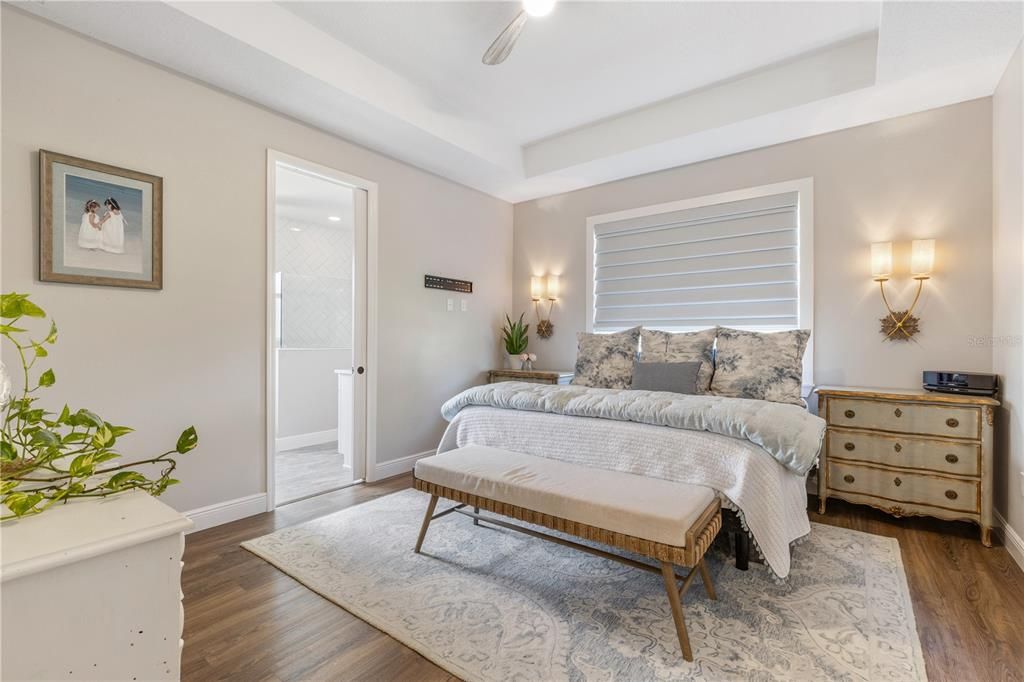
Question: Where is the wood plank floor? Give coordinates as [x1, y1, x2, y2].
[182, 475, 1024, 681]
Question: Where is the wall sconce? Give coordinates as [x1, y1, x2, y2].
[531, 274, 558, 338]
[872, 239, 935, 341]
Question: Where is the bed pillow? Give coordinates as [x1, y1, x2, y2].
[631, 361, 702, 394]
[571, 326, 641, 389]
[639, 327, 717, 393]
[710, 327, 810, 405]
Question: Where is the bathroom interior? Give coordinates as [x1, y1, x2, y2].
[274, 164, 356, 504]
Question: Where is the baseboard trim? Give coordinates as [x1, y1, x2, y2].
[995, 510, 1024, 573]
[276, 429, 336, 452]
[370, 449, 435, 482]
[184, 493, 267, 533]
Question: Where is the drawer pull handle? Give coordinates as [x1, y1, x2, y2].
[945, 453, 959, 464]
[894, 408, 903, 418]
[946, 418, 959, 428]
[945, 490, 958, 500]
[843, 474, 855, 484]
[844, 442, 855, 451]
[894, 443, 902, 453]
[894, 477, 902, 487]
[844, 409, 856, 419]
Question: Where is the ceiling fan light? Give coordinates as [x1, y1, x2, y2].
[522, 0, 556, 18]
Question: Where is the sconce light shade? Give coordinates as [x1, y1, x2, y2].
[546, 274, 560, 300]
[530, 276, 544, 301]
[871, 242, 893, 281]
[911, 239, 935, 279]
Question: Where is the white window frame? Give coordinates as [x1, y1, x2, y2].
[585, 178, 814, 387]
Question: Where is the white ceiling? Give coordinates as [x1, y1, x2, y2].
[281, 1, 883, 144]
[17, 1, 1023, 202]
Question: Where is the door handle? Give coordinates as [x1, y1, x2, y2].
[357, 366, 365, 375]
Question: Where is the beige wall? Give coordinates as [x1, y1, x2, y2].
[514, 99, 994, 390]
[993, 40, 1024, 540]
[0, 9, 513, 513]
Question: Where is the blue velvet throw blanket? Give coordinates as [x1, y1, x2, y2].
[442, 382, 826, 475]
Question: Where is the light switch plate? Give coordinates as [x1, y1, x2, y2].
[460, 299, 468, 312]
[446, 298, 453, 312]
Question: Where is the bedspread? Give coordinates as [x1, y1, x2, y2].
[442, 382, 825, 475]
[437, 406, 811, 578]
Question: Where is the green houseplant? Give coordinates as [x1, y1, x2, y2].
[501, 313, 529, 369]
[0, 293, 198, 521]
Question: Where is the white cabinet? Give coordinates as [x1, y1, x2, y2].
[336, 368, 354, 474]
[1, 492, 192, 680]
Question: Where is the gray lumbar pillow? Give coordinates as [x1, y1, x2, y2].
[631, 361, 702, 395]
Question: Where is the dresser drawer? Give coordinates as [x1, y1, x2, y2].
[827, 398, 980, 440]
[827, 429, 981, 477]
[827, 461, 979, 514]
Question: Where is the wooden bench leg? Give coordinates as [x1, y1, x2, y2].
[659, 561, 693, 662]
[414, 494, 439, 553]
[473, 505, 480, 526]
[698, 559, 716, 600]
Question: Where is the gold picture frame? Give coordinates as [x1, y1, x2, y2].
[39, 150, 163, 289]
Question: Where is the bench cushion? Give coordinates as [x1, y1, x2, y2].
[414, 445, 716, 547]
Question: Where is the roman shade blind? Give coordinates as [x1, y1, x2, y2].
[592, 191, 800, 332]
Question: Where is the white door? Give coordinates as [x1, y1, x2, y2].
[348, 187, 368, 482]
[267, 151, 373, 509]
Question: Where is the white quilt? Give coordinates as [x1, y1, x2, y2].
[437, 406, 811, 578]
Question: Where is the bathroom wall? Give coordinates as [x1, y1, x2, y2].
[275, 215, 354, 443]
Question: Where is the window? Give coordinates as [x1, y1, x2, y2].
[586, 179, 813, 379]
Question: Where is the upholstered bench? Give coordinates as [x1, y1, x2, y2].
[412, 445, 722, 662]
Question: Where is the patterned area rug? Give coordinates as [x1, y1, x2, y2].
[242, 489, 927, 681]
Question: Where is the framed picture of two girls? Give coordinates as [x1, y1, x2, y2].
[39, 149, 162, 289]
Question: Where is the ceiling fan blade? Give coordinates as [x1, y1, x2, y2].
[482, 10, 528, 65]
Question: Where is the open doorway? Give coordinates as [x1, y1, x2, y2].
[266, 151, 374, 507]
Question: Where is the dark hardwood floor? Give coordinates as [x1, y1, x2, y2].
[182, 475, 1024, 681]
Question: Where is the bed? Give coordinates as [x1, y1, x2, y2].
[436, 326, 825, 580]
[438, 388, 823, 579]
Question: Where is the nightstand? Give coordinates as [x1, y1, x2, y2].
[816, 386, 998, 546]
[487, 369, 574, 385]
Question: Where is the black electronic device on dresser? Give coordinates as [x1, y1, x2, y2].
[923, 370, 998, 396]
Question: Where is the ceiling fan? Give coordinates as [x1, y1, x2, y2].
[482, 0, 558, 65]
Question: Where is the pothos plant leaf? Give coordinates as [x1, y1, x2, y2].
[0, 293, 199, 521]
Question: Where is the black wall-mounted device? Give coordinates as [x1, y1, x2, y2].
[424, 275, 473, 293]
[923, 371, 998, 396]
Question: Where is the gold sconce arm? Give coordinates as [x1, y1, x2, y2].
[531, 274, 558, 338]
[534, 298, 555, 338]
[878, 278, 925, 340]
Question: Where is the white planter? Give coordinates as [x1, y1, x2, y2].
[506, 354, 523, 369]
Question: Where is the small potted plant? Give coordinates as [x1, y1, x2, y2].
[501, 313, 529, 369]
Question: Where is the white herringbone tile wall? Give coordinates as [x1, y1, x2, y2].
[276, 217, 354, 349]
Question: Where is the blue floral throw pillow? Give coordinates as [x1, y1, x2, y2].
[571, 326, 642, 389]
[710, 327, 810, 405]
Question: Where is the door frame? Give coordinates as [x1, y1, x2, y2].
[265, 149, 379, 511]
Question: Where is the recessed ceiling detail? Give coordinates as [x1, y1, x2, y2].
[17, 1, 1023, 202]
